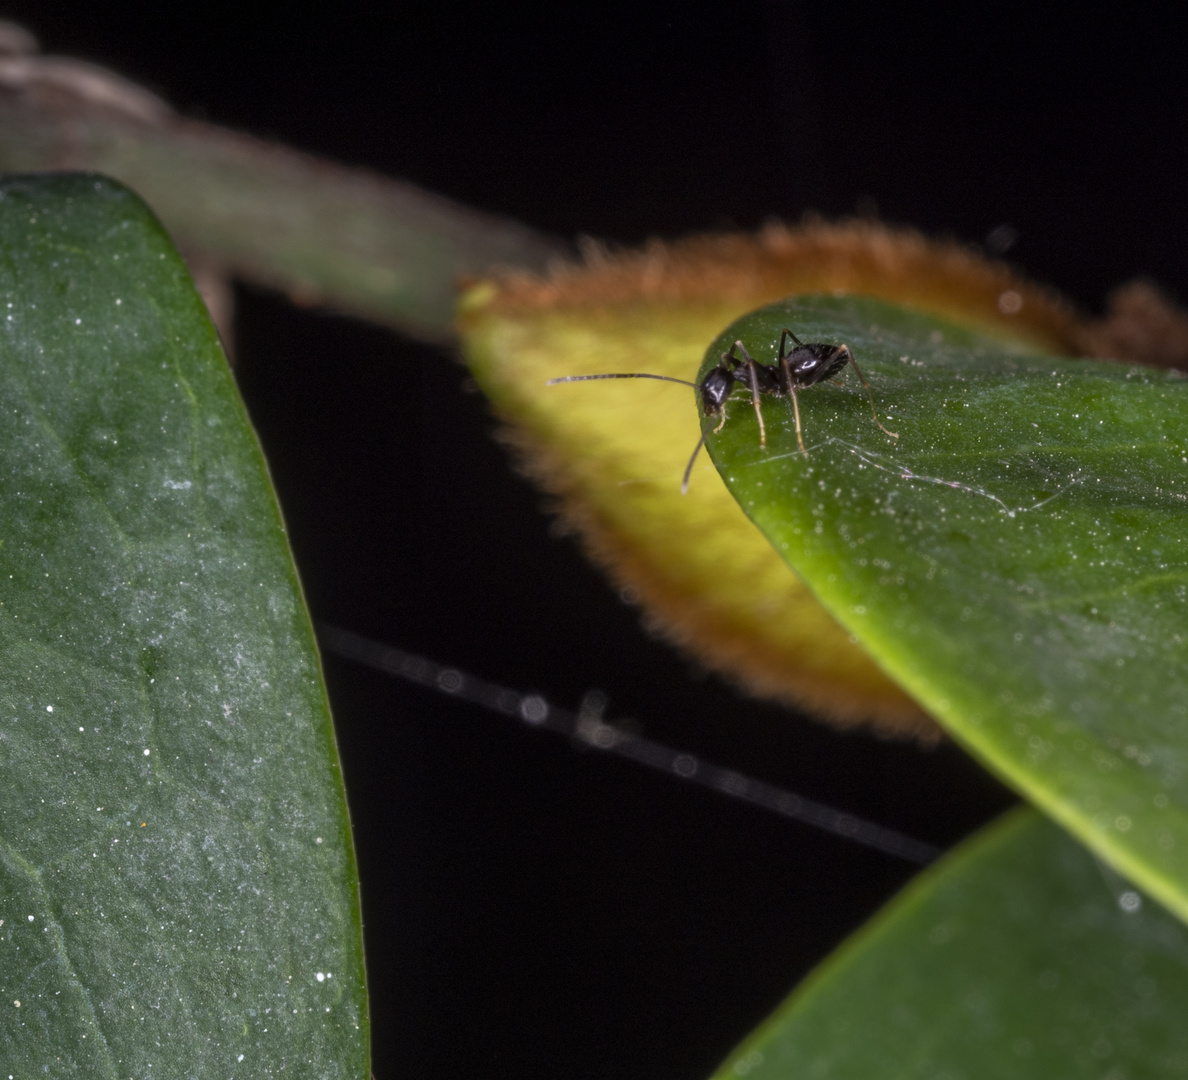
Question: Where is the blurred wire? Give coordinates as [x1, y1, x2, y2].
[318, 624, 943, 865]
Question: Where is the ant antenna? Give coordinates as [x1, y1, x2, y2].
[680, 429, 710, 495]
[547, 374, 699, 388]
[549, 373, 712, 495]
[843, 351, 899, 441]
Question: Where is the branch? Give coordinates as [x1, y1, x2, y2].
[0, 45, 570, 344]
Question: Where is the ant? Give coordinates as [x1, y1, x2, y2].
[548, 328, 898, 493]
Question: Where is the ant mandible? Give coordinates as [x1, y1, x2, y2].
[548, 327, 898, 493]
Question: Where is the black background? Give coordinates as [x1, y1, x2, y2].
[9, 5, 1187, 1078]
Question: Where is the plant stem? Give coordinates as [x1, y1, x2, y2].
[0, 82, 569, 343]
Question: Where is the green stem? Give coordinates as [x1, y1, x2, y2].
[0, 86, 569, 343]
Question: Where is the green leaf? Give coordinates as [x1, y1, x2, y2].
[0, 175, 366, 1074]
[702, 295, 1188, 919]
[713, 809, 1188, 1080]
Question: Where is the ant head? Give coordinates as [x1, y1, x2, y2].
[699, 364, 735, 415]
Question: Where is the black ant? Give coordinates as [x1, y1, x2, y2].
[548, 328, 898, 493]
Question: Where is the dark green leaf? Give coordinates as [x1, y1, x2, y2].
[0, 175, 366, 1075]
[713, 810, 1188, 1079]
[704, 295, 1188, 918]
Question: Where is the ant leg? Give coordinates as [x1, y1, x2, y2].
[729, 339, 767, 447]
[681, 429, 710, 494]
[749, 371, 767, 447]
[842, 347, 899, 439]
[778, 352, 810, 456]
[713, 403, 728, 434]
[778, 351, 811, 455]
[790, 386, 808, 457]
[778, 328, 805, 360]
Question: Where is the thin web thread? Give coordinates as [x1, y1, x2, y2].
[318, 624, 942, 865]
